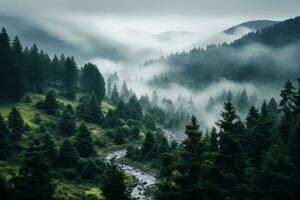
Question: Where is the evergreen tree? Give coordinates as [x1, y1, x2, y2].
[14, 142, 55, 200]
[279, 80, 296, 140]
[80, 63, 105, 101]
[246, 105, 259, 129]
[75, 123, 95, 158]
[0, 28, 25, 101]
[62, 57, 78, 99]
[205, 96, 216, 112]
[76, 95, 104, 124]
[114, 128, 125, 144]
[141, 131, 155, 159]
[56, 139, 79, 168]
[176, 116, 206, 199]
[50, 55, 60, 86]
[120, 81, 130, 102]
[0, 114, 10, 159]
[128, 95, 143, 120]
[41, 133, 57, 164]
[257, 141, 297, 200]
[11, 36, 26, 100]
[102, 158, 129, 200]
[44, 90, 59, 115]
[107, 76, 113, 98]
[215, 100, 247, 199]
[59, 108, 76, 137]
[8, 107, 24, 140]
[237, 89, 250, 112]
[209, 127, 219, 152]
[111, 84, 120, 105]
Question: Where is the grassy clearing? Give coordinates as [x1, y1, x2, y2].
[54, 181, 105, 200]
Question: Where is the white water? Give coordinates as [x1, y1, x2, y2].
[105, 150, 156, 200]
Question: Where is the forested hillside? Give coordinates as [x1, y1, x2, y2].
[1, 14, 300, 200]
[0, 28, 171, 200]
[146, 16, 300, 89]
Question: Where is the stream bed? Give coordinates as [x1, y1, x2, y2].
[105, 150, 156, 200]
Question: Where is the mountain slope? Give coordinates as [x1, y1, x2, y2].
[147, 16, 300, 89]
[224, 20, 279, 34]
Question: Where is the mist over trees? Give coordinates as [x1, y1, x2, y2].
[147, 16, 300, 90]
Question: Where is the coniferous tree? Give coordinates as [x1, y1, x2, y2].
[11, 36, 26, 100]
[176, 116, 205, 199]
[0, 28, 25, 101]
[141, 131, 155, 159]
[76, 95, 104, 124]
[0, 114, 10, 159]
[75, 123, 95, 158]
[8, 107, 24, 140]
[114, 128, 125, 145]
[215, 100, 247, 199]
[43, 90, 59, 115]
[111, 84, 120, 105]
[41, 133, 57, 164]
[62, 57, 78, 99]
[237, 89, 250, 112]
[120, 81, 130, 102]
[206, 96, 216, 112]
[56, 139, 78, 168]
[209, 126, 219, 152]
[279, 80, 296, 140]
[80, 63, 105, 101]
[59, 108, 76, 137]
[102, 158, 129, 200]
[107, 76, 113, 98]
[50, 55, 60, 86]
[14, 142, 54, 200]
[128, 95, 143, 120]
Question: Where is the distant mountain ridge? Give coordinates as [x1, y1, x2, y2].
[146, 16, 300, 89]
[224, 20, 279, 34]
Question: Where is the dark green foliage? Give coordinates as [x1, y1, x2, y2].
[102, 158, 129, 200]
[43, 90, 59, 115]
[141, 131, 155, 159]
[131, 127, 140, 139]
[214, 101, 247, 199]
[59, 108, 76, 137]
[41, 133, 57, 164]
[114, 128, 125, 144]
[256, 142, 297, 200]
[0, 28, 26, 102]
[110, 84, 120, 105]
[80, 63, 106, 101]
[62, 57, 78, 99]
[77, 158, 104, 180]
[56, 139, 79, 168]
[33, 113, 42, 124]
[76, 95, 104, 124]
[0, 114, 10, 159]
[8, 107, 24, 140]
[13, 142, 55, 200]
[279, 80, 296, 140]
[128, 95, 143, 120]
[0, 174, 9, 200]
[75, 123, 95, 158]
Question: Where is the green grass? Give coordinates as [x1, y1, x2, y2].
[54, 181, 105, 200]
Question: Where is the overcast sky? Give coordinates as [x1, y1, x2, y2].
[1, 0, 299, 33]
